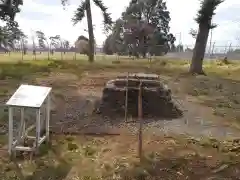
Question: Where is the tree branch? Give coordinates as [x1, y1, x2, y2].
[93, 0, 113, 33]
[72, 1, 87, 25]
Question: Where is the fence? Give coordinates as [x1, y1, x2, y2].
[164, 44, 240, 60]
[1, 44, 240, 61]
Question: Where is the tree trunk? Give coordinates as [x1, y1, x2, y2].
[21, 39, 24, 61]
[47, 43, 50, 60]
[189, 23, 210, 74]
[86, 0, 94, 63]
[60, 42, 63, 60]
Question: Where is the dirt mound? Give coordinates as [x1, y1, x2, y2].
[97, 73, 183, 118]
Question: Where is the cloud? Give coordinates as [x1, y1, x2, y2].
[166, 0, 200, 46]
[15, 0, 129, 46]
[14, 0, 240, 48]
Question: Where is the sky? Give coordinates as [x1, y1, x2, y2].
[13, 0, 240, 48]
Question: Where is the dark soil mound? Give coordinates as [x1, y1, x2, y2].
[97, 73, 183, 118]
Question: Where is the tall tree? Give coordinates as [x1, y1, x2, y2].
[109, 0, 175, 57]
[49, 35, 62, 48]
[62, 40, 70, 54]
[20, 37, 28, 55]
[49, 36, 58, 50]
[0, 19, 25, 52]
[102, 34, 114, 55]
[0, 0, 25, 54]
[63, 40, 70, 49]
[35, 30, 47, 49]
[0, 0, 23, 21]
[0, 0, 70, 55]
[190, 0, 223, 74]
[51, 35, 64, 60]
[36, 30, 51, 59]
[72, 0, 112, 62]
[189, 28, 198, 39]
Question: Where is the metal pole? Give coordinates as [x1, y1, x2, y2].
[224, 44, 228, 54]
[17, 108, 25, 143]
[35, 109, 41, 153]
[228, 43, 232, 53]
[179, 32, 182, 45]
[211, 42, 215, 57]
[8, 107, 13, 155]
[138, 81, 143, 161]
[124, 72, 129, 122]
[61, 41, 63, 60]
[208, 28, 213, 56]
[21, 38, 24, 61]
[46, 95, 50, 142]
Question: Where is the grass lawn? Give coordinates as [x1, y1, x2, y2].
[0, 55, 239, 179]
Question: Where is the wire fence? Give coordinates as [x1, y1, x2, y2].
[1, 43, 240, 61]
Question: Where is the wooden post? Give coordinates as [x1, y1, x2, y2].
[46, 95, 50, 142]
[124, 72, 129, 122]
[17, 108, 25, 144]
[35, 109, 41, 153]
[8, 107, 13, 155]
[138, 81, 143, 161]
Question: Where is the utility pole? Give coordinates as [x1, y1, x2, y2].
[208, 28, 213, 57]
[176, 32, 182, 52]
[179, 32, 182, 44]
[228, 43, 232, 53]
[211, 42, 215, 58]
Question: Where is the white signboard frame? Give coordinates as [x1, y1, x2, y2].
[6, 84, 52, 156]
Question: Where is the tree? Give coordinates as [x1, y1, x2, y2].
[176, 44, 184, 52]
[36, 30, 52, 59]
[0, 19, 26, 54]
[51, 35, 64, 60]
[0, 0, 71, 56]
[0, 0, 23, 21]
[190, 0, 223, 74]
[21, 38, 28, 55]
[35, 31, 47, 49]
[49, 36, 58, 52]
[0, 0, 23, 46]
[108, 0, 175, 58]
[189, 28, 198, 39]
[49, 35, 62, 48]
[63, 40, 70, 49]
[72, 0, 113, 62]
[75, 36, 90, 55]
[102, 34, 113, 55]
[61, 40, 70, 54]
[31, 33, 36, 59]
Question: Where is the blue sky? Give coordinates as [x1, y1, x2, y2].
[14, 0, 240, 48]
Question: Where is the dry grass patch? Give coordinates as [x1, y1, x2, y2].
[1, 133, 239, 179]
[0, 59, 239, 179]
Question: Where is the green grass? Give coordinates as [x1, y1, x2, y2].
[0, 55, 239, 121]
[0, 52, 124, 62]
[0, 56, 239, 122]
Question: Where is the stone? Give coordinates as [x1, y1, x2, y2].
[117, 73, 159, 80]
[97, 73, 183, 118]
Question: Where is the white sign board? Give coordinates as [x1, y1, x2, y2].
[6, 84, 52, 108]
